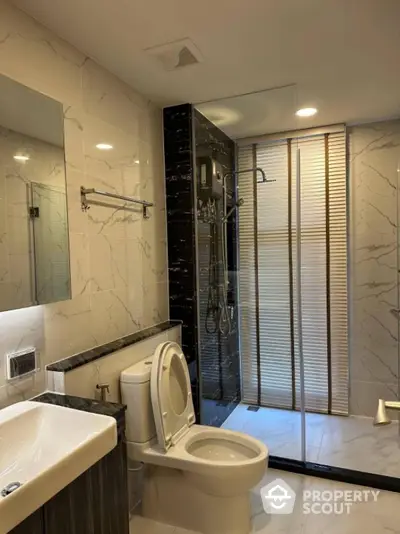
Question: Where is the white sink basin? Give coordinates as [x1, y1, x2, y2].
[0, 400, 117, 533]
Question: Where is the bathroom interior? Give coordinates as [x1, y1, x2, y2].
[0, 0, 400, 533]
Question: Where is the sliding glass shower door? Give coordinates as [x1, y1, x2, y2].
[236, 136, 305, 461]
[195, 85, 306, 463]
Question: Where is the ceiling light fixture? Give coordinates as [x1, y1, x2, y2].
[13, 154, 30, 162]
[134, 159, 140, 164]
[296, 107, 318, 118]
[96, 143, 113, 150]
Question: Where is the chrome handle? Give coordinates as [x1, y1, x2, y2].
[96, 383, 110, 401]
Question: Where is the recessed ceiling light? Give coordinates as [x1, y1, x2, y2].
[134, 159, 140, 164]
[296, 107, 318, 118]
[96, 143, 113, 150]
[13, 154, 30, 162]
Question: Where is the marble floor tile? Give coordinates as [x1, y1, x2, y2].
[252, 469, 400, 534]
[131, 468, 400, 534]
[222, 403, 400, 477]
[173, 529, 201, 534]
[129, 515, 175, 534]
[129, 515, 200, 534]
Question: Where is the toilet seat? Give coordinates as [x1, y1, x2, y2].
[131, 424, 268, 475]
[128, 422, 268, 501]
[151, 341, 196, 451]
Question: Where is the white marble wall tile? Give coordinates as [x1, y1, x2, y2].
[0, 1, 84, 107]
[43, 294, 93, 365]
[139, 106, 168, 327]
[63, 106, 85, 172]
[89, 288, 132, 347]
[60, 326, 181, 402]
[0, 125, 69, 311]
[126, 237, 145, 331]
[350, 379, 398, 417]
[8, 253, 32, 307]
[81, 112, 142, 243]
[0, 0, 168, 406]
[82, 113, 140, 182]
[65, 168, 88, 235]
[0, 305, 44, 388]
[140, 103, 163, 149]
[0, 370, 45, 409]
[6, 207, 30, 255]
[0, 238, 8, 283]
[69, 232, 90, 297]
[81, 59, 145, 138]
[349, 120, 400, 416]
[89, 235, 127, 293]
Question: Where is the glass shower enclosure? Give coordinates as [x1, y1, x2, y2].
[195, 86, 400, 480]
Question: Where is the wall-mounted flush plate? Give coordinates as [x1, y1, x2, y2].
[6, 348, 37, 381]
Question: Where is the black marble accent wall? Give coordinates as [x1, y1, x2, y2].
[164, 104, 197, 365]
[164, 104, 200, 416]
[164, 104, 241, 427]
[194, 109, 241, 426]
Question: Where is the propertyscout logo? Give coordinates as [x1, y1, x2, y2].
[261, 479, 380, 516]
[261, 479, 296, 514]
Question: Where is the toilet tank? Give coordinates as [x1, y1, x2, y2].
[120, 357, 156, 443]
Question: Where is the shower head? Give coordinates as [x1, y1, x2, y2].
[223, 167, 273, 184]
[373, 399, 392, 426]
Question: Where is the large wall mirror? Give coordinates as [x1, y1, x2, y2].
[0, 74, 70, 313]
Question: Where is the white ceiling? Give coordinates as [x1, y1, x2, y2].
[196, 85, 300, 139]
[14, 0, 400, 138]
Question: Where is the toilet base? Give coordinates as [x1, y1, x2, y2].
[141, 465, 252, 534]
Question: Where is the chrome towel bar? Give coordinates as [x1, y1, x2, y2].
[80, 186, 154, 218]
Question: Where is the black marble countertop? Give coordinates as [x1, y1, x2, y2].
[46, 320, 181, 373]
[33, 392, 126, 434]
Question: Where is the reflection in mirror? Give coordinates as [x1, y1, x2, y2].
[0, 73, 70, 312]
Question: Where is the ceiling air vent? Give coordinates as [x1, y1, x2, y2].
[144, 38, 203, 71]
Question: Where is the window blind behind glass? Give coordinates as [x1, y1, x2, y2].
[238, 131, 348, 415]
[238, 145, 258, 403]
[292, 136, 328, 413]
[256, 141, 293, 408]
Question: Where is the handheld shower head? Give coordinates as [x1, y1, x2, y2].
[221, 198, 244, 222]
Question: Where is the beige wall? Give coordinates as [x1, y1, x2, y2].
[349, 119, 400, 416]
[0, 0, 168, 406]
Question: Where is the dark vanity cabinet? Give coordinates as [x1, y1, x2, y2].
[9, 394, 129, 534]
[10, 511, 43, 534]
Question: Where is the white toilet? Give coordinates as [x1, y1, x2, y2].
[121, 341, 268, 534]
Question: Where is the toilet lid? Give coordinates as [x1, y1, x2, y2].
[150, 341, 195, 451]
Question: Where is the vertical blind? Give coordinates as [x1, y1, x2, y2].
[238, 130, 348, 415]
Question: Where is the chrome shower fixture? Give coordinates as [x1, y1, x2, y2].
[221, 198, 244, 223]
[223, 167, 275, 185]
[373, 398, 400, 426]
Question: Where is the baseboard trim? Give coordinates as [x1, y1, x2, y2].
[268, 456, 400, 493]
